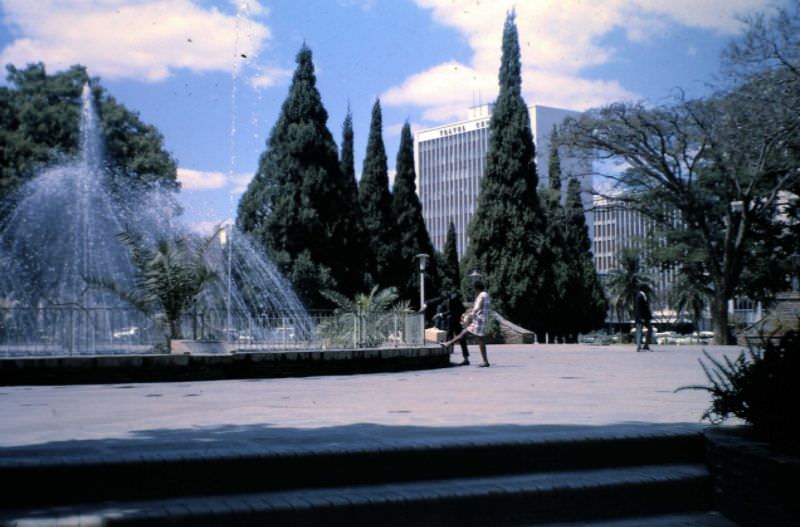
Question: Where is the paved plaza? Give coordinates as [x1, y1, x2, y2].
[0, 343, 744, 449]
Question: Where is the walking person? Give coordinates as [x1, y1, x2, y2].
[441, 280, 491, 367]
[427, 289, 470, 365]
[634, 288, 654, 351]
[444, 289, 470, 365]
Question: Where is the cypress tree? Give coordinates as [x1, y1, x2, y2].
[236, 45, 342, 308]
[439, 220, 461, 292]
[562, 177, 608, 338]
[358, 99, 402, 290]
[336, 108, 370, 297]
[541, 135, 570, 340]
[547, 126, 562, 194]
[462, 11, 554, 332]
[392, 122, 438, 307]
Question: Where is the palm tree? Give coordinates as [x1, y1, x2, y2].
[605, 248, 655, 335]
[88, 228, 220, 349]
[318, 286, 410, 347]
[670, 272, 709, 341]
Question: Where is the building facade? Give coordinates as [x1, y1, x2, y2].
[414, 104, 592, 257]
[592, 195, 677, 321]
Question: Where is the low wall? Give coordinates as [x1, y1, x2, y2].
[0, 345, 450, 386]
[704, 427, 800, 527]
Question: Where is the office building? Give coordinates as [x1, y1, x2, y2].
[414, 104, 592, 257]
[592, 194, 676, 320]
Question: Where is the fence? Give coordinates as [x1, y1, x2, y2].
[0, 306, 424, 357]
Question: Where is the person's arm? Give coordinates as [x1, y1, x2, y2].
[471, 293, 484, 316]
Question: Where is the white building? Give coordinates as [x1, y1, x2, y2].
[414, 104, 592, 257]
[592, 194, 677, 320]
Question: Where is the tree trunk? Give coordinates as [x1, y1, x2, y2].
[712, 290, 731, 345]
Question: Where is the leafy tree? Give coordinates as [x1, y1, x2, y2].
[0, 63, 177, 211]
[461, 11, 553, 333]
[561, 93, 796, 345]
[439, 220, 461, 292]
[392, 122, 438, 308]
[560, 3, 799, 344]
[237, 45, 346, 309]
[358, 99, 402, 291]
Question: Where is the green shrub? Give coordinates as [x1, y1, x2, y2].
[484, 315, 504, 344]
[679, 328, 800, 449]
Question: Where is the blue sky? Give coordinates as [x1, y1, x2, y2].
[0, 0, 786, 232]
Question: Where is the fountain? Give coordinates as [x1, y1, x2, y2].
[0, 84, 312, 356]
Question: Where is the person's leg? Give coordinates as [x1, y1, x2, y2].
[446, 323, 470, 364]
[644, 321, 654, 349]
[442, 328, 470, 348]
[459, 338, 469, 362]
[635, 321, 643, 351]
[477, 336, 489, 366]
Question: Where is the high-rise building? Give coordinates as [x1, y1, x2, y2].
[592, 194, 677, 320]
[414, 104, 592, 257]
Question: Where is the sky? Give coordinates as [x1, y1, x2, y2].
[0, 0, 787, 233]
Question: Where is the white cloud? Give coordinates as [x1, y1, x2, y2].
[249, 65, 292, 89]
[228, 172, 254, 194]
[177, 167, 252, 193]
[384, 0, 772, 120]
[385, 121, 427, 137]
[0, 0, 271, 82]
[177, 168, 228, 190]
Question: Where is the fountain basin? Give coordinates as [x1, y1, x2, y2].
[0, 345, 449, 385]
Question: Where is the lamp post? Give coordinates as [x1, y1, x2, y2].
[416, 253, 429, 311]
[468, 270, 481, 284]
[219, 223, 233, 342]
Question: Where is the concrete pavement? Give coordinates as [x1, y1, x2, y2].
[0, 343, 745, 449]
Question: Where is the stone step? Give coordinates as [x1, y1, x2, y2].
[531, 512, 737, 526]
[0, 427, 705, 509]
[0, 463, 713, 526]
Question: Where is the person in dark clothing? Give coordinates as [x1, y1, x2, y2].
[444, 290, 470, 365]
[427, 289, 470, 365]
[634, 288, 654, 351]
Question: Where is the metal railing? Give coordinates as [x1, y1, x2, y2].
[0, 306, 424, 357]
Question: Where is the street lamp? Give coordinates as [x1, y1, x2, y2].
[219, 223, 234, 342]
[416, 253, 429, 311]
[468, 270, 481, 284]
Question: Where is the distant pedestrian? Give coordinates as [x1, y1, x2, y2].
[441, 280, 491, 367]
[634, 288, 654, 351]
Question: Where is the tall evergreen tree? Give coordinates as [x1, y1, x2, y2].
[461, 11, 554, 333]
[358, 99, 402, 290]
[562, 177, 608, 339]
[547, 126, 562, 195]
[336, 108, 370, 297]
[439, 221, 461, 292]
[540, 135, 570, 340]
[237, 45, 344, 308]
[392, 122, 437, 307]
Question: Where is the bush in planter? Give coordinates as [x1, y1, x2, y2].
[679, 327, 800, 450]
